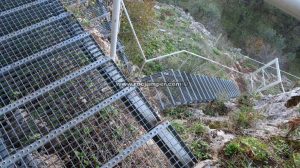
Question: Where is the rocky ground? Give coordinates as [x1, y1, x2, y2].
[167, 88, 300, 167]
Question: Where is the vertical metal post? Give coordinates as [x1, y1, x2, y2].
[250, 74, 254, 92]
[110, 0, 122, 61]
[275, 58, 285, 93]
[262, 69, 266, 86]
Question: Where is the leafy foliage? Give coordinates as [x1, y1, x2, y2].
[164, 106, 192, 119]
[191, 122, 207, 136]
[191, 140, 211, 160]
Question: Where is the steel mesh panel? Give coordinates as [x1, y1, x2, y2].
[0, 87, 135, 167]
[0, 0, 37, 12]
[0, 15, 80, 67]
[0, 35, 100, 107]
[0, 0, 65, 36]
[161, 71, 184, 105]
[0, 58, 113, 151]
[2, 97, 149, 167]
[0, 14, 83, 68]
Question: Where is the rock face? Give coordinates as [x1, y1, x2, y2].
[256, 87, 300, 122]
[246, 88, 300, 138]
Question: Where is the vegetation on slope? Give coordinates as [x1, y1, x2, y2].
[159, 0, 300, 76]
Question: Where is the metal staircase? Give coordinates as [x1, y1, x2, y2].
[143, 70, 240, 109]
[0, 0, 196, 167]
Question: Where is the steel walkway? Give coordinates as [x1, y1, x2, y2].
[143, 70, 240, 110]
[0, 0, 196, 167]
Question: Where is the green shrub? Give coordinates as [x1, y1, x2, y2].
[240, 137, 270, 162]
[171, 121, 187, 135]
[191, 122, 207, 136]
[191, 140, 211, 160]
[231, 105, 262, 129]
[224, 142, 240, 157]
[272, 137, 291, 159]
[237, 95, 253, 108]
[203, 101, 228, 116]
[224, 137, 272, 167]
[294, 153, 300, 167]
[164, 107, 192, 119]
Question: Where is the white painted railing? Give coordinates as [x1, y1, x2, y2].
[250, 58, 285, 93]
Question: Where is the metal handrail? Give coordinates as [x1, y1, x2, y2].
[145, 50, 246, 75]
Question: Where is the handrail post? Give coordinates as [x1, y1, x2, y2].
[111, 0, 122, 62]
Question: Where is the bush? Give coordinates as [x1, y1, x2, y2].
[171, 121, 187, 135]
[164, 107, 192, 119]
[240, 137, 270, 162]
[272, 137, 291, 159]
[237, 95, 253, 108]
[191, 122, 207, 136]
[224, 142, 240, 157]
[231, 106, 261, 129]
[223, 137, 270, 163]
[191, 140, 211, 160]
[294, 153, 300, 167]
[203, 101, 229, 116]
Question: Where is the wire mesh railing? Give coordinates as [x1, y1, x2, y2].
[0, 0, 197, 167]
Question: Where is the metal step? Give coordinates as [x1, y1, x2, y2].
[0, 0, 65, 36]
[143, 71, 241, 109]
[0, 34, 102, 108]
[0, 0, 37, 12]
[0, 14, 83, 68]
[195, 75, 211, 102]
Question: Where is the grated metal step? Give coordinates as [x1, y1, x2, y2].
[0, 14, 83, 68]
[143, 69, 241, 109]
[0, 34, 103, 108]
[0, 0, 37, 12]
[0, 0, 65, 36]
